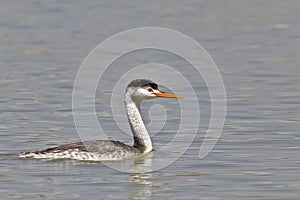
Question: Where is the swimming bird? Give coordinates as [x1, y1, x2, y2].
[19, 79, 184, 161]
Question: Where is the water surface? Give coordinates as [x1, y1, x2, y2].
[1, 1, 299, 199]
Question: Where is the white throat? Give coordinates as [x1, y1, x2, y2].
[125, 92, 153, 153]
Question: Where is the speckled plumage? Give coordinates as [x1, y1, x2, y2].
[19, 140, 141, 161]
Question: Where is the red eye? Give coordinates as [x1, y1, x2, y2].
[148, 88, 153, 92]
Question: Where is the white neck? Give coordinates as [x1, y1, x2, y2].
[125, 93, 153, 153]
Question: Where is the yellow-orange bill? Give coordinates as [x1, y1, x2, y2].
[154, 92, 185, 98]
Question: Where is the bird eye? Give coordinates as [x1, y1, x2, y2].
[148, 88, 153, 92]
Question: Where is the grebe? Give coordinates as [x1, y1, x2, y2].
[19, 79, 184, 161]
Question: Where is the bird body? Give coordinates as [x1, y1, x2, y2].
[19, 79, 183, 161]
[19, 140, 140, 161]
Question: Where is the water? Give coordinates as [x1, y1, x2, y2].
[1, 0, 300, 199]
